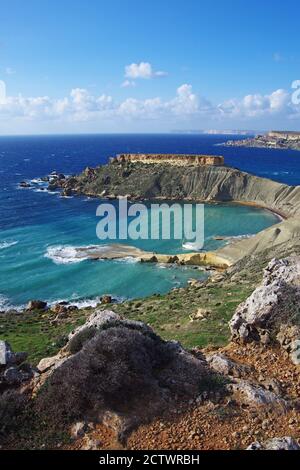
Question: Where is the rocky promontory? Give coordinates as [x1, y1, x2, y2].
[47, 154, 300, 268]
[223, 131, 300, 151]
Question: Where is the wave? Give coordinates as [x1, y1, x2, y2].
[0, 294, 24, 312]
[45, 245, 87, 265]
[214, 234, 254, 242]
[182, 241, 204, 251]
[0, 240, 18, 250]
[45, 245, 108, 265]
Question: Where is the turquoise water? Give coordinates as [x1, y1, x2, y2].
[0, 134, 285, 310]
[0, 197, 279, 309]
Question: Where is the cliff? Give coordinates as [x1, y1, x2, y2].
[223, 131, 300, 151]
[47, 159, 300, 267]
[56, 160, 300, 219]
[111, 153, 224, 166]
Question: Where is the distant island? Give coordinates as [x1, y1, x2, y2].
[172, 129, 255, 135]
[223, 131, 300, 151]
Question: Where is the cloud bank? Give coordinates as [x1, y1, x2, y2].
[0, 83, 299, 132]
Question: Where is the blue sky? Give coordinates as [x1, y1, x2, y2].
[0, 0, 300, 134]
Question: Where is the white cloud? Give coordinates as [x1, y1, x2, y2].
[125, 62, 167, 79]
[121, 80, 136, 88]
[218, 88, 292, 118]
[0, 84, 299, 129]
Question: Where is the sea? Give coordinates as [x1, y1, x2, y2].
[0, 133, 299, 311]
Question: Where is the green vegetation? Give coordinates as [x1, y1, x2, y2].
[0, 275, 255, 365]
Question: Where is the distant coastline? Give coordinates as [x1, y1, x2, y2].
[222, 130, 300, 151]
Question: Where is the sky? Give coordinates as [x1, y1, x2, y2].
[0, 0, 300, 134]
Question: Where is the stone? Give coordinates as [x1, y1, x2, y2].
[290, 340, 300, 365]
[227, 379, 288, 412]
[190, 308, 212, 322]
[70, 421, 92, 439]
[51, 303, 68, 315]
[207, 353, 253, 378]
[100, 295, 112, 305]
[26, 300, 47, 311]
[19, 181, 31, 188]
[37, 353, 67, 373]
[230, 257, 300, 356]
[0, 341, 27, 366]
[68, 310, 120, 341]
[247, 437, 300, 450]
[0, 341, 13, 365]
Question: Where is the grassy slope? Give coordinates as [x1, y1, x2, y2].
[1, 236, 300, 365]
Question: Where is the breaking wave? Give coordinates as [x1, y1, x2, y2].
[0, 240, 18, 250]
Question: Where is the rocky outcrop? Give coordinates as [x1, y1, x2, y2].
[247, 437, 300, 450]
[0, 341, 38, 389]
[206, 353, 253, 378]
[26, 300, 47, 311]
[57, 159, 300, 218]
[224, 131, 300, 151]
[230, 256, 300, 364]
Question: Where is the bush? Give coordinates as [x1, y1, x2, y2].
[35, 322, 213, 436]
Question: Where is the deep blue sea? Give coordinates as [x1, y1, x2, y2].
[0, 134, 299, 310]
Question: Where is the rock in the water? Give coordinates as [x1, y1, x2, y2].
[26, 300, 47, 311]
[247, 437, 300, 450]
[19, 181, 31, 188]
[230, 257, 300, 362]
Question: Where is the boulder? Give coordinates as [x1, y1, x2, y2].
[51, 303, 68, 315]
[19, 181, 31, 188]
[0, 341, 13, 366]
[26, 300, 47, 311]
[190, 308, 212, 321]
[100, 295, 112, 305]
[227, 379, 288, 412]
[230, 257, 300, 360]
[68, 310, 120, 341]
[207, 353, 253, 378]
[247, 437, 300, 450]
[0, 341, 27, 366]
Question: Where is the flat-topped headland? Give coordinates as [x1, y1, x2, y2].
[46, 153, 300, 268]
[111, 153, 224, 166]
[223, 130, 300, 151]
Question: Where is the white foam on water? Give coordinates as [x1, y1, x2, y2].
[115, 256, 139, 264]
[45, 245, 109, 265]
[182, 241, 204, 251]
[45, 245, 86, 264]
[0, 294, 25, 312]
[0, 240, 18, 250]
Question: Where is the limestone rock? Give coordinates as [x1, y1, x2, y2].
[230, 257, 300, 362]
[227, 379, 288, 412]
[207, 353, 253, 378]
[68, 310, 120, 341]
[0, 341, 27, 366]
[37, 353, 67, 373]
[247, 437, 300, 450]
